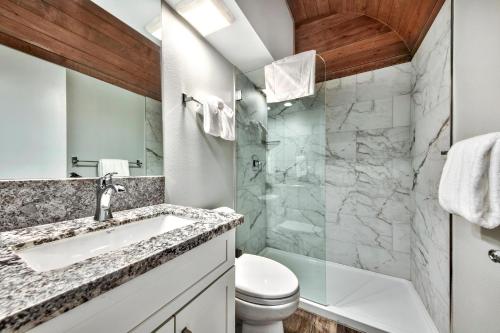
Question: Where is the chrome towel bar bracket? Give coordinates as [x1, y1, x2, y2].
[489, 249, 500, 263]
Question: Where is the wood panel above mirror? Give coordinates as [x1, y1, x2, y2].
[0, 0, 161, 101]
[287, 0, 446, 81]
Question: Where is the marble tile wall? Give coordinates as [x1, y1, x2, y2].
[235, 73, 268, 254]
[325, 63, 414, 279]
[266, 86, 326, 259]
[410, 1, 451, 332]
[0, 176, 165, 232]
[145, 98, 164, 176]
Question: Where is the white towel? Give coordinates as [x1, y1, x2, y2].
[98, 159, 130, 177]
[265, 50, 316, 103]
[213, 206, 235, 214]
[438, 132, 500, 228]
[219, 103, 235, 141]
[202, 96, 222, 137]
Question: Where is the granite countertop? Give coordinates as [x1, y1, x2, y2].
[0, 204, 244, 332]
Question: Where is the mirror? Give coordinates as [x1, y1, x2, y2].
[0, 1, 162, 180]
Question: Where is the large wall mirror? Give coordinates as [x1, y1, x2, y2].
[0, 0, 162, 180]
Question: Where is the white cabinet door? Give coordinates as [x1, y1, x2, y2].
[175, 268, 235, 333]
[154, 317, 174, 333]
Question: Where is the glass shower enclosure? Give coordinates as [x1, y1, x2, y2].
[235, 56, 327, 304]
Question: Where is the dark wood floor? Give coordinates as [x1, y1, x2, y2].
[284, 308, 362, 333]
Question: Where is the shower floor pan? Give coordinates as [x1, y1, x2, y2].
[259, 247, 438, 333]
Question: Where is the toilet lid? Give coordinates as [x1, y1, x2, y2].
[235, 254, 299, 300]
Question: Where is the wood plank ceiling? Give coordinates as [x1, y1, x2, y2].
[0, 0, 161, 100]
[287, 0, 446, 81]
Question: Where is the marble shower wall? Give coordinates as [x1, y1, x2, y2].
[410, 1, 451, 332]
[325, 63, 414, 279]
[235, 73, 268, 254]
[266, 86, 326, 259]
[145, 98, 164, 176]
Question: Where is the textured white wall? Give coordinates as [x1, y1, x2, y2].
[162, 3, 235, 208]
[0, 45, 66, 180]
[452, 0, 500, 332]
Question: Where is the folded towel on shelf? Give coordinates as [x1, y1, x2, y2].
[202, 96, 223, 137]
[439, 132, 500, 228]
[98, 159, 130, 177]
[264, 50, 316, 103]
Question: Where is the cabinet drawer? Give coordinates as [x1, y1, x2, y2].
[154, 317, 174, 333]
[176, 267, 235, 333]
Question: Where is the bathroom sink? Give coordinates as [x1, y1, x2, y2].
[15, 215, 196, 272]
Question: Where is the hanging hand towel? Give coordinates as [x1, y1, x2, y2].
[202, 96, 223, 137]
[98, 159, 130, 177]
[438, 132, 500, 229]
[265, 50, 316, 103]
[219, 102, 235, 141]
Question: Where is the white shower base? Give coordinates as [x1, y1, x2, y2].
[259, 247, 438, 333]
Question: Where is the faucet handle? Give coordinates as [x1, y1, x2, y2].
[98, 172, 117, 187]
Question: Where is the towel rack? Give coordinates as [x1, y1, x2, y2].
[182, 93, 202, 106]
[71, 156, 143, 168]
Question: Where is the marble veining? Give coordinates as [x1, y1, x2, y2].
[0, 176, 164, 232]
[266, 85, 326, 260]
[145, 98, 164, 176]
[0, 204, 243, 332]
[410, 1, 451, 332]
[325, 63, 413, 279]
[235, 72, 268, 255]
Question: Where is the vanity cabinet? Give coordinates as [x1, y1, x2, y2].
[154, 318, 173, 333]
[149, 267, 234, 333]
[174, 268, 233, 333]
[30, 230, 235, 333]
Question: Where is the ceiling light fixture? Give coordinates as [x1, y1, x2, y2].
[175, 0, 234, 36]
[145, 16, 162, 41]
[284, 102, 293, 107]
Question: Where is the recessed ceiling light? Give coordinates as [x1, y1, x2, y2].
[267, 106, 271, 111]
[284, 102, 293, 107]
[145, 16, 162, 40]
[176, 0, 234, 36]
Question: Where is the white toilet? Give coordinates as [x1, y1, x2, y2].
[235, 254, 300, 333]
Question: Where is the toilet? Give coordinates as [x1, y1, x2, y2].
[235, 254, 300, 333]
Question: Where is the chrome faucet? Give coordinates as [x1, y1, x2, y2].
[94, 172, 126, 222]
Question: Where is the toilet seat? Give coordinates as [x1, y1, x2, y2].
[235, 254, 299, 305]
[236, 289, 300, 306]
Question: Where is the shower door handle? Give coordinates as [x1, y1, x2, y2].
[488, 250, 500, 263]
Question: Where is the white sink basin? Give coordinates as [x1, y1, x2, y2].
[16, 215, 196, 272]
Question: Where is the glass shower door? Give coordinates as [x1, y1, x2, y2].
[235, 57, 327, 305]
[263, 72, 327, 304]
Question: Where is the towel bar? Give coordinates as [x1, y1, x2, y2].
[71, 156, 142, 168]
[182, 93, 202, 106]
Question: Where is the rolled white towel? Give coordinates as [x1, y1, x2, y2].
[439, 132, 500, 228]
[213, 207, 235, 214]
